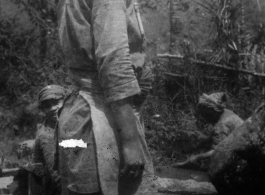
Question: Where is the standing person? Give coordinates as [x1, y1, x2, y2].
[33, 85, 66, 195]
[56, 0, 156, 194]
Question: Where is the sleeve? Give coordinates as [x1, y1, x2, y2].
[212, 123, 230, 148]
[39, 136, 61, 189]
[92, 0, 141, 102]
[133, 66, 154, 107]
[32, 138, 42, 163]
[136, 66, 153, 94]
[39, 136, 54, 173]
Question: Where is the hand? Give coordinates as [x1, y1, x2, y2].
[110, 97, 145, 178]
[189, 155, 198, 163]
[120, 140, 145, 178]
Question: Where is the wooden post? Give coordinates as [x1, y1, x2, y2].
[28, 172, 43, 195]
[261, 50, 265, 95]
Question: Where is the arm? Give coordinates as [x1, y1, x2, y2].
[192, 150, 214, 162]
[172, 150, 214, 168]
[92, 0, 144, 177]
[39, 136, 61, 191]
[110, 97, 144, 177]
[33, 138, 42, 163]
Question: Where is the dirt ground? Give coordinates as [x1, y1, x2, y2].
[155, 166, 209, 182]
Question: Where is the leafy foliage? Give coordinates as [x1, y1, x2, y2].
[0, 0, 69, 140]
[1, 0, 265, 166]
[143, 0, 265, 164]
[196, 0, 265, 69]
[138, 0, 170, 12]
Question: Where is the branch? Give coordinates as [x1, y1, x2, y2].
[191, 60, 265, 77]
[158, 54, 265, 78]
[164, 72, 225, 80]
[158, 53, 184, 59]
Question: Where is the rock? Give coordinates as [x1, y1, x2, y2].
[157, 177, 217, 195]
[153, 166, 217, 195]
[155, 166, 210, 182]
[0, 176, 13, 194]
[0, 176, 13, 189]
[208, 102, 265, 195]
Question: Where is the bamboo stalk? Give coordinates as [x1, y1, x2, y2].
[261, 49, 265, 95]
[158, 54, 265, 78]
[0, 168, 19, 177]
[164, 72, 225, 80]
[158, 53, 184, 59]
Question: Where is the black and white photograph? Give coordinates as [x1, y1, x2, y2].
[0, 0, 265, 194]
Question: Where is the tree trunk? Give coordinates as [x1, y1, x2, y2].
[169, 0, 183, 55]
[39, 0, 48, 63]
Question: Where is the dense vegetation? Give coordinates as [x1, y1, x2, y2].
[0, 0, 265, 166]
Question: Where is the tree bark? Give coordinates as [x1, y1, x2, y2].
[39, 0, 48, 63]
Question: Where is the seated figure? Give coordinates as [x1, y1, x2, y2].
[173, 92, 244, 169]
